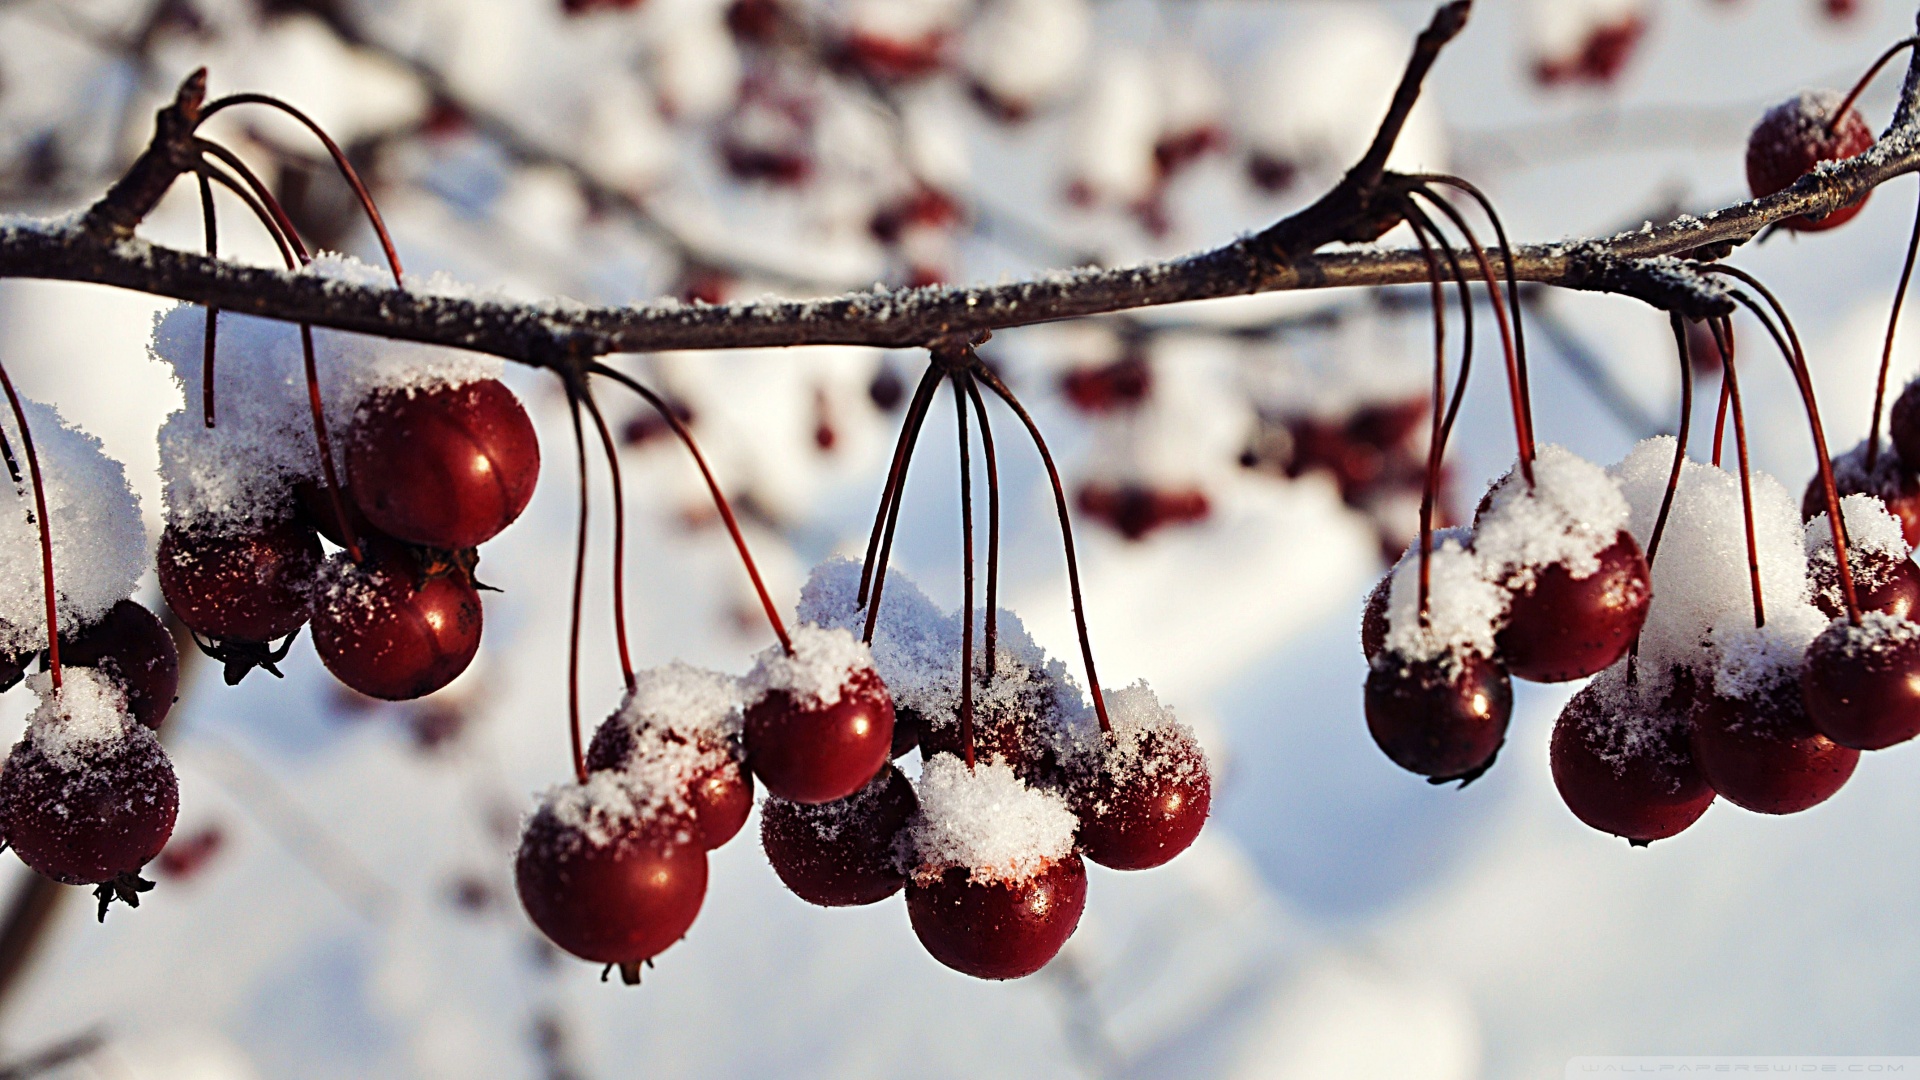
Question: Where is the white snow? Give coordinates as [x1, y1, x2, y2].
[1474, 444, 1631, 586]
[1379, 534, 1507, 669]
[961, 0, 1090, 114]
[614, 662, 742, 742]
[908, 753, 1078, 885]
[742, 622, 877, 709]
[22, 666, 137, 771]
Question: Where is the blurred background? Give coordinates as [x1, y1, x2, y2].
[0, 0, 1910, 1076]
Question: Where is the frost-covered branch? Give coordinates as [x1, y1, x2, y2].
[0, 1, 1915, 368]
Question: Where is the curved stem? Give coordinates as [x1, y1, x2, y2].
[962, 372, 999, 684]
[588, 362, 791, 653]
[197, 170, 219, 429]
[864, 367, 941, 646]
[581, 391, 634, 693]
[1718, 320, 1766, 630]
[953, 375, 975, 770]
[0, 368, 58, 688]
[1414, 174, 1533, 451]
[198, 93, 403, 284]
[857, 364, 942, 609]
[1628, 314, 1699, 680]
[564, 387, 590, 785]
[194, 161, 296, 269]
[299, 324, 360, 561]
[1867, 179, 1920, 471]
[1712, 350, 1732, 469]
[1830, 36, 1920, 135]
[1401, 203, 1450, 625]
[195, 139, 309, 263]
[972, 360, 1110, 732]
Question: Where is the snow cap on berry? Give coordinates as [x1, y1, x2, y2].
[1805, 493, 1911, 611]
[1378, 534, 1506, 670]
[909, 753, 1078, 886]
[1577, 661, 1695, 776]
[527, 767, 697, 856]
[0, 397, 145, 657]
[21, 667, 143, 772]
[1080, 680, 1207, 784]
[1610, 437, 1816, 688]
[1476, 444, 1632, 586]
[615, 662, 742, 742]
[744, 623, 878, 709]
[798, 557, 950, 711]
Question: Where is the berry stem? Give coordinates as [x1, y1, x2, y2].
[972, 360, 1111, 733]
[953, 375, 976, 771]
[1411, 183, 1532, 485]
[962, 372, 1000, 685]
[564, 388, 590, 785]
[197, 93, 404, 285]
[1705, 266, 1863, 624]
[1711, 344, 1732, 470]
[197, 169, 219, 429]
[1828, 36, 1919, 136]
[581, 391, 635, 693]
[0, 365, 58, 688]
[1628, 314, 1699, 682]
[1401, 201, 1469, 625]
[863, 365, 942, 646]
[588, 362, 792, 653]
[1866, 180, 1920, 472]
[1716, 318, 1767, 630]
[857, 364, 942, 611]
[195, 140, 309, 262]
[1414, 174, 1534, 454]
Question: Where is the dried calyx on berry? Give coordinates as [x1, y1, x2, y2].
[586, 663, 752, 851]
[1803, 494, 1920, 620]
[742, 623, 896, 805]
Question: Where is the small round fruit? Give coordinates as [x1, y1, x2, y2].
[1802, 614, 1920, 750]
[1690, 687, 1858, 815]
[585, 721, 752, 851]
[1808, 448, 1920, 550]
[1808, 547, 1920, 620]
[158, 518, 320, 642]
[907, 856, 1088, 981]
[59, 600, 179, 730]
[745, 666, 895, 804]
[1746, 90, 1875, 231]
[1070, 726, 1211, 871]
[761, 765, 917, 907]
[346, 378, 540, 550]
[0, 727, 177, 885]
[1551, 678, 1714, 844]
[1364, 652, 1512, 782]
[1360, 572, 1390, 662]
[515, 802, 707, 968]
[1496, 533, 1651, 683]
[311, 540, 483, 701]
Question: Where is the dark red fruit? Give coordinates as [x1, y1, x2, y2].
[346, 379, 540, 550]
[1360, 573, 1390, 662]
[1689, 687, 1858, 815]
[907, 855, 1087, 980]
[890, 705, 922, 759]
[1808, 547, 1920, 620]
[310, 540, 483, 701]
[585, 721, 752, 851]
[293, 480, 380, 549]
[1802, 616, 1920, 750]
[1746, 92, 1875, 232]
[155, 824, 224, 881]
[1496, 532, 1652, 683]
[1075, 482, 1210, 541]
[1070, 727, 1211, 871]
[1551, 678, 1714, 843]
[1533, 14, 1646, 86]
[1364, 652, 1512, 782]
[0, 730, 178, 885]
[916, 665, 1066, 781]
[1890, 379, 1920, 470]
[60, 601, 179, 730]
[1809, 445, 1920, 549]
[158, 518, 320, 642]
[761, 765, 917, 907]
[1060, 356, 1151, 414]
[745, 666, 895, 804]
[515, 809, 707, 970]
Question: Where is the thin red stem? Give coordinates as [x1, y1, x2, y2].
[1830, 36, 1919, 135]
[195, 140, 309, 262]
[564, 388, 590, 785]
[1414, 174, 1534, 452]
[962, 373, 999, 684]
[1402, 203, 1450, 625]
[0, 368, 58, 688]
[582, 391, 634, 693]
[198, 93, 403, 285]
[953, 375, 975, 770]
[1628, 315, 1699, 680]
[1719, 324, 1766, 629]
[1867, 179, 1920, 471]
[589, 363, 791, 653]
[1712, 360, 1731, 468]
[972, 361, 1110, 732]
[863, 368, 942, 646]
[858, 365, 942, 610]
[197, 170, 219, 429]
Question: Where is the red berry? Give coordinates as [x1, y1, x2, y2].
[346, 379, 540, 550]
[1808, 546, 1920, 620]
[838, 30, 947, 82]
[1060, 357, 1152, 414]
[586, 721, 753, 851]
[907, 856, 1087, 980]
[515, 802, 707, 972]
[1690, 687, 1858, 815]
[1551, 676, 1714, 844]
[1364, 652, 1512, 782]
[0, 726, 177, 886]
[1075, 482, 1211, 541]
[1360, 572, 1390, 662]
[310, 540, 483, 701]
[1070, 726, 1210, 871]
[1496, 532, 1652, 683]
[155, 824, 224, 881]
[293, 479, 380, 549]
[745, 665, 895, 805]
[1533, 14, 1647, 87]
[158, 518, 320, 642]
[916, 666, 1066, 782]
[1746, 91, 1874, 232]
[760, 764, 916, 907]
[60, 601, 179, 730]
[1888, 378, 1920, 469]
[1809, 445, 1920, 549]
[1802, 615, 1920, 750]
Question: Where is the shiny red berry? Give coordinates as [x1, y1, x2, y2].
[1364, 652, 1512, 782]
[1689, 687, 1858, 815]
[1808, 449, 1920, 550]
[586, 722, 752, 851]
[1808, 547, 1920, 620]
[0, 729, 177, 886]
[60, 601, 179, 730]
[1496, 532, 1651, 683]
[310, 540, 483, 701]
[158, 518, 320, 642]
[761, 764, 917, 907]
[1070, 727, 1210, 871]
[907, 856, 1087, 981]
[515, 804, 707, 971]
[1746, 91, 1875, 232]
[346, 379, 540, 550]
[1802, 615, 1920, 750]
[745, 666, 895, 804]
[1551, 678, 1714, 844]
[1890, 379, 1920, 471]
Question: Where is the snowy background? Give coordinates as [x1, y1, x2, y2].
[0, 0, 1913, 1077]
